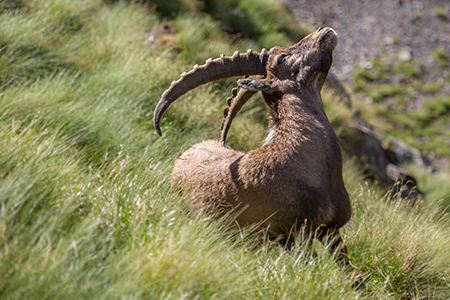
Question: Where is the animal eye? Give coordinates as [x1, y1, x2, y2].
[278, 55, 286, 64]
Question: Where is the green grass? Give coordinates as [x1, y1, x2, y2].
[352, 53, 450, 157]
[431, 47, 450, 68]
[433, 6, 447, 20]
[405, 165, 450, 213]
[1, 0, 449, 299]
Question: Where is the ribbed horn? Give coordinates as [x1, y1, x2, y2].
[220, 84, 258, 146]
[154, 49, 268, 136]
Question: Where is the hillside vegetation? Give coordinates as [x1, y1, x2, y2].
[0, 0, 449, 299]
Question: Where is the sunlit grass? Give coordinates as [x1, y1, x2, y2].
[346, 184, 450, 298]
[1, 1, 449, 299]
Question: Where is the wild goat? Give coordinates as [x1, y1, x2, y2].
[154, 27, 351, 257]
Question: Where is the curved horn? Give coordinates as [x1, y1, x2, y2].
[220, 84, 258, 146]
[154, 49, 268, 136]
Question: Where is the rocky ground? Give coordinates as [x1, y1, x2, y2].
[284, 0, 450, 88]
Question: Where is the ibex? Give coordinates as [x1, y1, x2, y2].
[154, 27, 351, 257]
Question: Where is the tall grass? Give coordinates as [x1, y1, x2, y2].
[1, 0, 449, 299]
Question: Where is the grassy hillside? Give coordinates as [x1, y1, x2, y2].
[0, 0, 449, 298]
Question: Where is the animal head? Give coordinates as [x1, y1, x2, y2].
[154, 27, 337, 137]
[237, 27, 337, 94]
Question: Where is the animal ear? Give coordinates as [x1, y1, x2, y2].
[237, 78, 275, 92]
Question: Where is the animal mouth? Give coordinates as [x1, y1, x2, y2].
[316, 27, 338, 51]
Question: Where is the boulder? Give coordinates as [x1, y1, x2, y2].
[340, 117, 425, 205]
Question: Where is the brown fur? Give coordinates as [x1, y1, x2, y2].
[169, 28, 351, 255]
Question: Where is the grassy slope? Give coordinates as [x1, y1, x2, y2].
[0, 0, 449, 299]
[350, 49, 450, 211]
[352, 56, 450, 157]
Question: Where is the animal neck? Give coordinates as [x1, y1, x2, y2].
[266, 90, 335, 156]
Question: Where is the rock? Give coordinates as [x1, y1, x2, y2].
[398, 49, 412, 62]
[340, 118, 425, 204]
[386, 138, 433, 169]
[341, 121, 390, 184]
[144, 22, 177, 49]
[386, 164, 422, 206]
